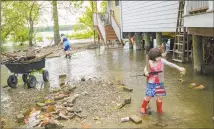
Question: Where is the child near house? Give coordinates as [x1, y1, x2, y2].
[141, 48, 186, 115]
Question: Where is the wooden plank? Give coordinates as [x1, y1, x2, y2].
[189, 7, 208, 13]
[188, 28, 214, 37]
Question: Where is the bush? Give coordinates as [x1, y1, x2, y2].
[67, 30, 94, 39]
[36, 35, 43, 42]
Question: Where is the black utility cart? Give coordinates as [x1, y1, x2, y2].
[4, 58, 49, 88]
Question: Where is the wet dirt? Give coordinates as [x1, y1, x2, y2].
[1, 43, 213, 128]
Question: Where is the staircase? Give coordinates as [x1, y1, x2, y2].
[172, 0, 190, 63]
[105, 25, 117, 42]
[93, 13, 121, 47]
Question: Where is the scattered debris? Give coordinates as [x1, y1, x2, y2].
[54, 94, 68, 101]
[36, 103, 46, 107]
[59, 82, 65, 86]
[59, 74, 67, 78]
[178, 79, 184, 83]
[25, 110, 41, 127]
[58, 112, 69, 120]
[81, 77, 86, 81]
[194, 85, 205, 90]
[16, 114, 25, 123]
[129, 115, 142, 124]
[117, 102, 126, 109]
[123, 87, 133, 92]
[124, 97, 131, 104]
[66, 107, 74, 113]
[67, 94, 79, 104]
[1, 118, 6, 129]
[93, 116, 100, 120]
[154, 122, 168, 127]
[147, 106, 152, 115]
[45, 121, 63, 129]
[120, 117, 130, 122]
[46, 105, 55, 113]
[63, 86, 76, 93]
[82, 91, 88, 96]
[190, 83, 196, 86]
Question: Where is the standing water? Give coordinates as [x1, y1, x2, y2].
[1, 43, 213, 128]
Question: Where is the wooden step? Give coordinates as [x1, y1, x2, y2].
[172, 59, 183, 62]
[106, 31, 115, 34]
[176, 35, 184, 37]
[173, 50, 183, 54]
[174, 43, 184, 45]
[107, 36, 117, 39]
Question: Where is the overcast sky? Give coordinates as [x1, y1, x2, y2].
[36, 1, 101, 27]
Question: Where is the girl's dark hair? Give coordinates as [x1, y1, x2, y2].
[148, 48, 162, 61]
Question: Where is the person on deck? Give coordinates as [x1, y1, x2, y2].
[140, 48, 186, 115]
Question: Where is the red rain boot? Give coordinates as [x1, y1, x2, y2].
[140, 100, 148, 115]
[156, 100, 164, 115]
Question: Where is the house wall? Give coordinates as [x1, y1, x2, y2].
[121, 1, 179, 32]
[184, 12, 214, 27]
[111, 1, 121, 27]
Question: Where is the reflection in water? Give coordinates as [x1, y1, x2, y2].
[1, 44, 213, 128]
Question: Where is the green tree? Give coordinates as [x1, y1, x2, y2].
[1, 1, 42, 46]
[52, 1, 83, 44]
[100, 1, 107, 14]
[52, 1, 60, 45]
[78, 1, 96, 32]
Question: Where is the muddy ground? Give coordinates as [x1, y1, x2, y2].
[1, 75, 134, 128]
[1, 42, 213, 128]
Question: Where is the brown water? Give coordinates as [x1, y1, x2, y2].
[1, 46, 213, 128]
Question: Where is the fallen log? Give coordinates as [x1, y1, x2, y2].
[23, 52, 53, 63]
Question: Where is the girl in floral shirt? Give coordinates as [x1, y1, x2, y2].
[141, 48, 185, 115]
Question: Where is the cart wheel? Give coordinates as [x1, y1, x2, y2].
[27, 75, 37, 88]
[7, 75, 18, 88]
[22, 74, 28, 83]
[42, 70, 49, 82]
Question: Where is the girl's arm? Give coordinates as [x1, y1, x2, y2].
[144, 65, 149, 76]
[161, 58, 185, 71]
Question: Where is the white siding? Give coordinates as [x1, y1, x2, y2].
[184, 12, 214, 27]
[121, 1, 179, 32]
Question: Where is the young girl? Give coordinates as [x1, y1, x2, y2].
[141, 48, 185, 115]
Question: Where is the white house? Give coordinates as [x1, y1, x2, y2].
[94, 1, 214, 73]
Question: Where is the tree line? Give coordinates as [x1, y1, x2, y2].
[1, 1, 107, 46]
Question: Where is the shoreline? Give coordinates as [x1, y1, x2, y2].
[1, 41, 98, 60]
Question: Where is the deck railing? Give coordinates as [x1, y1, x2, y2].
[93, 13, 106, 43]
[186, 1, 209, 13]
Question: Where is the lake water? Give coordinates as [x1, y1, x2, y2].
[1, 30, 93, 53]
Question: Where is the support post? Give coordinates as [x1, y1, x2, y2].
[144, 33, 150, 53]
[144, 32, 150, 63]
[142, 34, 145, 50]
[135, 32, 142, 50]
[128, 32, 133, 49]
[94, 30, 96, 44]
[192, 35, 203, 73]
[156, 32, 162, 47]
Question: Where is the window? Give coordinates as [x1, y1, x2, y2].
[115, 1, 119, 7]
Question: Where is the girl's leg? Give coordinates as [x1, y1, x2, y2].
[140, 96, 152, 114]
[156, 96, 163, 115]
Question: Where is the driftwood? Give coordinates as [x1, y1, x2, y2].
[23, 52, 53, 63]
[1, 53, 17, 60]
